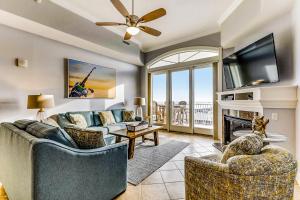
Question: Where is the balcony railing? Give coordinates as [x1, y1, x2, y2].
[152, 102, 213, 129]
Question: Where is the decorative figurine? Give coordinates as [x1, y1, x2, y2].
[252, 115, 269, 137]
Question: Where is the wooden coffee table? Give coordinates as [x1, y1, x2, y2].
[110, 125, 163, 159]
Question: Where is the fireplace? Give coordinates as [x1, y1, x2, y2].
[223, 115, 252, 145]
[213, 110, 257, 151]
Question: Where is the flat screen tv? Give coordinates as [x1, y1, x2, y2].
[223, 34, 279, 90]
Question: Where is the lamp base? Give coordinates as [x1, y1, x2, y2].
[136, 106, 143, 120]
[36, 109, 47, 122]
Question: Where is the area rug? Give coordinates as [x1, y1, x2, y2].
[127, 139, 190, 185]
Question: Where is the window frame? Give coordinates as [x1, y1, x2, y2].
[147, 46, 220, 72]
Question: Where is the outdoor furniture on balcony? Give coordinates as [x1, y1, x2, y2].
[152, 101, 166, 123]
[152, 102, 213, 129]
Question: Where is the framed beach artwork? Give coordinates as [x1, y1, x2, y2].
[67, 59, 116, 99]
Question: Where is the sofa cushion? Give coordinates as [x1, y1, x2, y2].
[57, 114, 73, 129]
[26, 122, 78, 148]
[86, 126, 115, 145]
[122, 111, 135, 122]
[13, 119, 37, 130]
[99, 111, 116, 126]
[111, 109, 125, 123]
[106, 123, 126, 133]
[86, 126, 109, 135]
[66, 111, 94, 127]
[68, 114, 88, 129]
[64, 126, 106, 149]
[221, 134, 263, 164]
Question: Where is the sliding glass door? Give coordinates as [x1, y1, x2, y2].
[150, 64, 215, 135]
[193, 66, 214, 135]
[152, 72, 167, 126]
[170, 69, 192, 133]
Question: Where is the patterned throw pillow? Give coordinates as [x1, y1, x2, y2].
[221, 134, 263, 164]
[99, 111, 116, 126]
[68, 114, 88, 129]
[64, 126, 106, 149]
[123, 111, 135, 122]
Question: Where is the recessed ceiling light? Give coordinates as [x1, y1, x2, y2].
[34, 0, 42, 3]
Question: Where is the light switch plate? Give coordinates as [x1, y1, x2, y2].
[16, 58, 28, 68]
[271, 113, 278, 121]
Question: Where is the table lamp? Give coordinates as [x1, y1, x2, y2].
[27, 94, 55, 121]
[134, 97, 146, 120]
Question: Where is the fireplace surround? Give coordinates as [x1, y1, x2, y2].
[215, 85, 297, 152]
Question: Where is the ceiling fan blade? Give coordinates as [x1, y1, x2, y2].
[124, 32, 132, 40]
[96, 22, 126, 26]
[138, 8, 166, 23]
[139, 26, 161, 36]
[111, 0, 130, 17]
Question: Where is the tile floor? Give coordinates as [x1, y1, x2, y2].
[116, 131, 220, 200]
[116, 131, 300, 200]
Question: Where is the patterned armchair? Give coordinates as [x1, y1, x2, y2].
[185, 135, 297, 200]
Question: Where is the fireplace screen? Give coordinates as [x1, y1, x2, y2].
[223, 115, 252, 145]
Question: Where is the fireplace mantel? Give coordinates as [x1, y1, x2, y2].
[217, 85, 298, 113]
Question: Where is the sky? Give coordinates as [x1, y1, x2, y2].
[153, 67, 213, 104]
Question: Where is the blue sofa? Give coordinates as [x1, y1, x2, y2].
[55, 109, 141, 145]
[0, 109, 136, 200]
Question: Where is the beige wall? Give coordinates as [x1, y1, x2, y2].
[0, 24, 141, 122]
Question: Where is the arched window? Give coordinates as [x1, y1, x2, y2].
[148, 47, 219, 69]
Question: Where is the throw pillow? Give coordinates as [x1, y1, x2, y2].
[123, 111, 135, 122]
[68, 114, 88, 129]
[26, 122, 78, 148]
[57, 114, 73, 129]
[13, 119, 37, 130]
[99, 111, 116, 126]
[64, 126, 106, 149]
[220, 134, 263, 164]
[43, 117, 60, 127]
[111, 109, 125, 123]
[66, 111, 94, 127]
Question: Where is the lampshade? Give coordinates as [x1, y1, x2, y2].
[27, 94, 55, 109]
[134, 97, 146, 106]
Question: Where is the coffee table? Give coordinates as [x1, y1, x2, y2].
[110, 125, 163, 159]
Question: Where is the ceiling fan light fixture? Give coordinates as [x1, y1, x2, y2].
[126, 26, 140, 35]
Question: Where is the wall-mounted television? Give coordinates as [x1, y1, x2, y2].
[223, 34, 279, 90]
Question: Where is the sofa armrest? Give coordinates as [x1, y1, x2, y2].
[32, 140, 128, 200]
[185, 156, 229, 200]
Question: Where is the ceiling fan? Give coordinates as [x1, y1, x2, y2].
[96, 0, 166, 41]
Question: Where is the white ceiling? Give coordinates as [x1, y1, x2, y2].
[50, 0, 235, 52]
